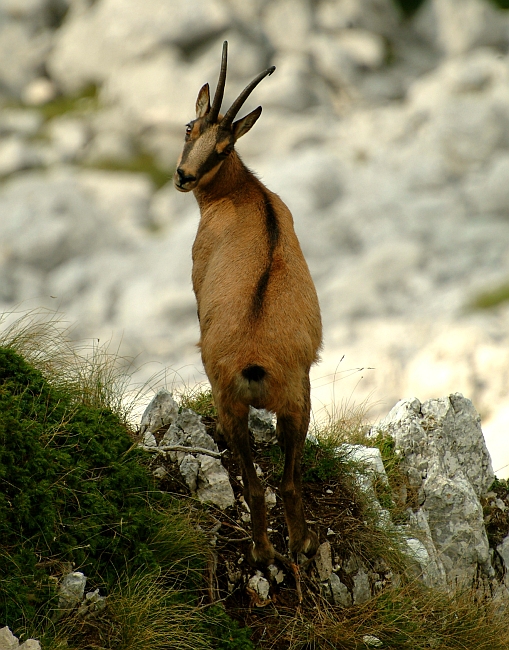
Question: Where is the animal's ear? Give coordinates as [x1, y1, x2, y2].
[196, 83, 210, 118]
[232, 106, 262, 141]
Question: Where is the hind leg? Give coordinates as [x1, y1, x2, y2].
[277, 376, 319, 558]
[217, 403, 275, 565]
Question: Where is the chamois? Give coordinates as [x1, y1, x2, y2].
[174, 41, 322, 566]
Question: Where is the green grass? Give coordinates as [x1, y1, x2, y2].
[392, 0, 509, 16]
[468, 281, 509, 311]
[86, 152, 172, 190]
[392, 0, 426, 16]
[0, 311, 254, 650]
[32, 85, 99, 122]
[177, 385, 217, 419]
[2, 312, 508, 650]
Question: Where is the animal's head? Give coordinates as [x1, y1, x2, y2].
[174, 41, 275, 192]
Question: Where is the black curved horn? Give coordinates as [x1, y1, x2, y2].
[221, 65, 276, 129]
[208, 41, 228, 123]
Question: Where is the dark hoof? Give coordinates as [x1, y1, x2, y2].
[290, 530, 319, 559]
[247, 541, 275, 567]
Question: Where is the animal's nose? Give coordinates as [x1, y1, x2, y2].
[176, 168, 196, 185]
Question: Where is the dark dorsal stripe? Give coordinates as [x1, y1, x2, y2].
[251, 193, 280, 318]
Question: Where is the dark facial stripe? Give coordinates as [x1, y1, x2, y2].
[197, 150, 223, 177]
[251, 194, 280, 318]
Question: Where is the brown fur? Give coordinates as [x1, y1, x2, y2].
[174, 44, 322, 565]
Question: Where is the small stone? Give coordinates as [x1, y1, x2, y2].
[314, 541, 333, 581]
[19, 641, 41, 650]
[142, 432, 157, 447]
[77, 589, 106, 618]
[152, 466, 167, 479]
[363, 635, 383, 647]
[0, 627, 19, 649]
[326, 489, 334, 494]
[329, 573, 353, 607]
[249, 406, 277, 443]
[268, 564, 285, 584]
[140, 390, 178, 435]
[58, 572, 87, 609]
[353, 568, 371, 605]
[22, 77, 57, 106]
[265, 486, 277, 509]
[327, 528, 335, 536]
[248, 571, 271, 601]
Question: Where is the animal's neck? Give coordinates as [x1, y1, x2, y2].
[193, 151, 256, 207]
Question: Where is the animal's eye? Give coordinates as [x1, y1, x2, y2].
[219, 146, 233, 159]
[185, 123, 192, 138]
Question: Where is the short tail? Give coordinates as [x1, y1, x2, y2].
[241, 365, 266, 381]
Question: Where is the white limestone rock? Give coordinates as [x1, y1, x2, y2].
[315, 541, 333, 582]
[315, 0, 398, 37]
[248, 570, 270, 602]
[46, 117, 90, 163]
[248, 407, 276, 444]
[58, 571, 87, 609]
[403, 508, 447, 589]
[263, 0, 312, 53]
[0, 136, 39, 177]
[328, 573, 353, 607]
[139, 389, 178, 436]
[497, 535, 509, 589]
[0, 627, 19, 650]
[0, 20, 51, 97]
[160, 409, 235, 510]
[21, 77, 57, 106]
[0, 627, 41, 650]
[47, 0, 230, 93]
[0, 109, 44, 137]
[18, 642, 40, 650]
[373, 394, 495, 588]
[418, 0, 509, 56]
[255, 51, 320, 112]
[352, 567, 371, 605]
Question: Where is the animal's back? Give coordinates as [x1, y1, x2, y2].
[193, 180, 322, 410]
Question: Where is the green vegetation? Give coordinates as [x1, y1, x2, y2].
[393, 0, 426, 16]
[33, 85, 100, 122]
[0, 312, 254, 649]
[0, 345, 202, 628]
[282, 581, 509, 649]
[468, 281, 509, 311]
[1, 313, 508, 650]
[392, 0, 509, 16]
[490, 0, 509, 8]
[86, 152, 172, 190]
[176, 385, 217, 419]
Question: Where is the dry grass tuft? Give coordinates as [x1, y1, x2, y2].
[273, 580, 509, 650]
[0, 308, 138, 424]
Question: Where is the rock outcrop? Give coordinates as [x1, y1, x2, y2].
[1, 0, 509, 476]
[140, 391, 509, 606]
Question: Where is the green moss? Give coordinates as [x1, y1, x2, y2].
[0, 346, 205, 632]
[392, 0, 426, 16]
[86, 153, 172, 190]
[35, 85, 99, 121]
[468, 282, 509, 311]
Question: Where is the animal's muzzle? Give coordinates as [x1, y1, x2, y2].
[175, 168, 197, 189]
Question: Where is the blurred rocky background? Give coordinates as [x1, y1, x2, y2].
[1, 0, 509, 476]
